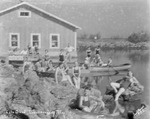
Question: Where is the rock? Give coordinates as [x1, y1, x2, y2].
[0, 65, 80, 119]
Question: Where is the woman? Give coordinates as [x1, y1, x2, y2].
[46, 60, 55, 72]
[95, 54, 103, 66]
[95, 45, 101, 55]
[79, 86, 105, 113]
[79, 87, 97, 112]
[44, 49, 49, 60]
[83, 57, 90, 69]
[62, 62, 74, 86]
[86, 47, 92, 58]
[72, 62, 81, 89]
[55, 63, 74, 86]
[40, 58, 48, 72]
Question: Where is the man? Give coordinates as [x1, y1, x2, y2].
[64, 43, 75, 62]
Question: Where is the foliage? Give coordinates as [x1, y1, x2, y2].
[127, 32, 150, 44]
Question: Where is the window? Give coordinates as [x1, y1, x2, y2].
[31, 34, 41, 48]
[9, 33, 20, 48]
[19, 11, 31, 17]
[50, 34, 60, 49]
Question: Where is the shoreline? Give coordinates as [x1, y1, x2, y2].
[78, 39, 150, 51]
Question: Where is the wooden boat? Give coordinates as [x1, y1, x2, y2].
[80, 63, 131, 74]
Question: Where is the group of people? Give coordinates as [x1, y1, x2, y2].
[110, 71, 144, 101]
[59, 44, 75, 63]
[55, 61, 81, 89]
[9, 43, 39, 56]
[83, 46, 112, 69]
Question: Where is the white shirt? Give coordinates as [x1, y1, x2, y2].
[65, 46, 74, 53]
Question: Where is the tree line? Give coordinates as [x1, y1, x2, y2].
[78, 31, 150, 44]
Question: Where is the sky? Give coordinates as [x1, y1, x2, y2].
[0, 0, 149, 38]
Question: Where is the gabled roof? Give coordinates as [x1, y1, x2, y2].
[0, 2, 81, 30]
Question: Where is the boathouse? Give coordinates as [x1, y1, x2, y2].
[0, 2, 81, 57]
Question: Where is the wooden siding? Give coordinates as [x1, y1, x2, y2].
[0, 7, 76, 56]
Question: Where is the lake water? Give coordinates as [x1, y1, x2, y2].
[78, 49, 150, 114]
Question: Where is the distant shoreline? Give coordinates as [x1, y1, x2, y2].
[77, 38, 149, 51]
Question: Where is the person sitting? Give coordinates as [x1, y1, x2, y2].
[46, 60, 55, 72]
[83, 57, 90, 69]
[55, 63, 74, 86]
[79, 86, 105, 113]
[79, 87, 96, 112]
[34, 43, 39, 55]
[44, 49, 49, 60]
[110, 71, 139, 101]
[12, 48, 20, 55]
[72, 62, 81, 89]
[22, 57, 34, 77]
[62, 62, 74, 86]
[8, 48, 13, 55]
[27, 44, 32, 55]
[34, 59, 42, 72]
[125, 71, 144, 96]
[95, 54, 103, 66]
[90, 57, 96, 66]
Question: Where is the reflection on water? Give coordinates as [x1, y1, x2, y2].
[127, 51, 149, 63]
[107, 99, 143, 118]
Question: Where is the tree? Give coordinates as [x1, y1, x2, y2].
[127, 32, 150, 44]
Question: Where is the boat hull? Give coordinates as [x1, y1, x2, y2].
[71, 63, 131, 75]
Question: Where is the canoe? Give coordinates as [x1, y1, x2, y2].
[80, 63, 131, 74]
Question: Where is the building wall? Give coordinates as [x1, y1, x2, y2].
[0, 7, 77, 56]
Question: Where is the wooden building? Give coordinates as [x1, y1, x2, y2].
[0, 2, 81, 57]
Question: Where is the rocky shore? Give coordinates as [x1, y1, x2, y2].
[0, 64, 147, 119]
[0, 65, 79, 119]
[0, 64, 124, 119]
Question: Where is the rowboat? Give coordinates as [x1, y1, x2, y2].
[81, 63, 131, 73]
[69, 63, 131, 74]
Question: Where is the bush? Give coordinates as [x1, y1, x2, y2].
[127, 32, 150, 44]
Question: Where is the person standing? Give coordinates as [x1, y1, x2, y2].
[65, 43, 75, 62]
[95, 45, 101, 55]
[34, 43, 39, 55]
[59, 49, 65, 63]
[44, 49, 49, 60]
[86, 47, 92, 58]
